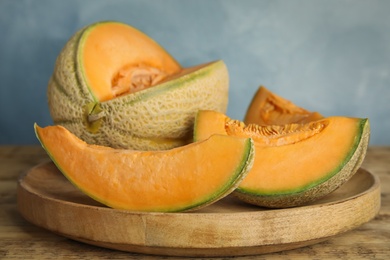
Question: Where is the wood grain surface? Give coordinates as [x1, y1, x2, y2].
[1, 146, 389, 259]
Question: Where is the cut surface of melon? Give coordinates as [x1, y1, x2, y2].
[81, 22, 182, 101]
[244, 86, 323, 125]
[34, 124, 254, 212]
[194, 110, 370, 208]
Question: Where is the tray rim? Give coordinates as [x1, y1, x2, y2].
[17, 162, 381, 257]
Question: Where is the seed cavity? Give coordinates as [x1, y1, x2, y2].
[225, 119, 328, 146]
[111, 64, 167, 97]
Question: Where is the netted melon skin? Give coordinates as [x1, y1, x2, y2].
[47, 23, 229, 150]
[48, 28, 92, 122]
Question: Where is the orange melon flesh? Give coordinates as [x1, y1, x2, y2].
[244, 86, 323, 125]
[34, 124, 254, 212]
[194, 110, 369, 195]
[241, 118, 362, 193]
[81, 22, 182, 101]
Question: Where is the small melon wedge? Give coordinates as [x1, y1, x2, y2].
[194, 110, 370, 208]
[245, 86, 323, 125]
[34, 124, 254, 212]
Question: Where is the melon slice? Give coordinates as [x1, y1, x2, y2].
[48, 21, 229, 150]
[34, 124, 254, 212]
[244, 86, 323, 125]
[194, 110, 370, 208]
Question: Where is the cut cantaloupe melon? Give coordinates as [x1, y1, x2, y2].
[244, 86, 323, 125]
[34, 124, 254, 212]
[194, 110, 370, 208]
[48, 21, 229, 151]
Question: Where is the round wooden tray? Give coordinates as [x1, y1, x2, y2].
[17, 162, 380, 257]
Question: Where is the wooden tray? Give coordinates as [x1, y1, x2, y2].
[17, 162, 381, 257]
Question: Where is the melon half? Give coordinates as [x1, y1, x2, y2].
[48, 21, 229, 150]
[34, 124, 254, 212]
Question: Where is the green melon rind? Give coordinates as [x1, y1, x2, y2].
[48, 21, 229, 150]
[234, 118, 370, 208]
[34, 123, 255, 213]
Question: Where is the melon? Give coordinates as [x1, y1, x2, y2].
[194, 110, 370, 208]
[34, 123, 254, 212]
[48, 21, 229, 150]
[245, 86, 323, 125]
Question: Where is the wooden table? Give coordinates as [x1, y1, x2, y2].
[1, 145, 389, 259]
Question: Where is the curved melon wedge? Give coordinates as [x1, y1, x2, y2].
[34, 124, 254, 212]
[194, 110, 370, 208]
[244, 86, 323, 125]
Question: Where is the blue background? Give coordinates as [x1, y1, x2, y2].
[1, 0, 389, 145]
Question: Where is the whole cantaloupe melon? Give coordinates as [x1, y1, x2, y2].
[48, 21, 229, 150]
